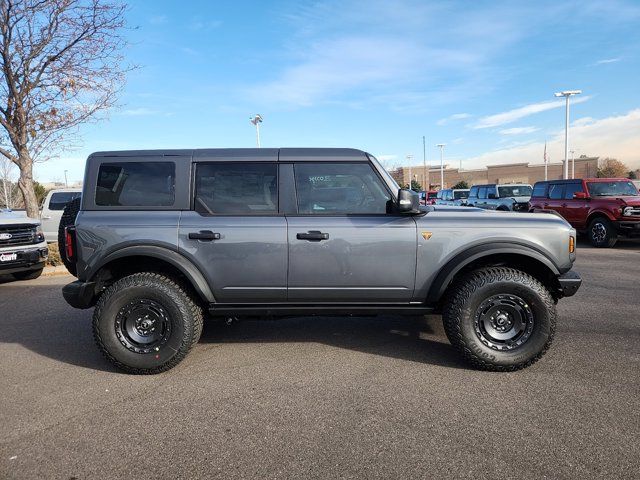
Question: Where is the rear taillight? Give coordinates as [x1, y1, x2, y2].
[65, 227, 75, 260]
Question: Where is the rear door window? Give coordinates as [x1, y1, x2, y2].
[548, 183, 564, 200]
[469, 186, 478, 198]
[48, 192, 81, 210]
[194, 163, 278, 215]
[95, 162, 175, 207]
[478, 187, 487, 199]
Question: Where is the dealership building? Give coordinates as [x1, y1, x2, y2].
[391, 156, 599, 190]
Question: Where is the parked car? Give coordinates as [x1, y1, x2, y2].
[0, 210, 48, 280]
[435, 189, 452, 205]
[62, 147, 580, 374]
[467, 183, 532, 211]
[451, 188, 470, 206]
[40, 188, 82, 242]
[529, 178, 640, 247]
[418, 190, 438, 205]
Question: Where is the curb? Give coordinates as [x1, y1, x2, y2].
[42, 266, 71, 277]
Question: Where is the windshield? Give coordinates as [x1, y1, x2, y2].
[368, 155, 400, 192]
[587, 181, 638, 197]
[454, 190, 469, 199]
[498, 185, 532, 198]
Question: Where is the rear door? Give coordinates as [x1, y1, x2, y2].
[545, 183, 565, 216]
[178, 157, 288, 302]
[286, 161, 417, 303]
[561, 182, 589, 228]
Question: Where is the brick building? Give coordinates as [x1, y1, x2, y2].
[391, 156, 599, 190]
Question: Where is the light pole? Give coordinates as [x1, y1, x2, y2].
[250, 114, 263, 148]
[64, 170, 68, 188]
[554, 90, 581, 179]
[422, 136, 428, 190]
[436, 144, 446, 189]
[406, 154, 413, 190]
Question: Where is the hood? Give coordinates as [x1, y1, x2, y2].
[616, 196, 640, 206]
[509, 196, 532, 203]
[0, 210, 39, 226]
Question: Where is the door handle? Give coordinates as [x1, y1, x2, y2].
[42, 215, 51, 220]
[188, 230, 220, 241]
[296, 230, 329, 241]
[561, 203, 568, 207]
[543, 203, 549, 207]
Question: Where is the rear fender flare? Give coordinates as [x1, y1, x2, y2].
[87, 245, 215, 303]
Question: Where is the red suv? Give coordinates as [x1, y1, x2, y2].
[529, 178, 640, 247]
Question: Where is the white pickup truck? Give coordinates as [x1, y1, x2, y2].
[0, 210, 48, 280]
[40, 188, 81, 242]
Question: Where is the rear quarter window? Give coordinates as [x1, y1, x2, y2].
[532, 183, 548, 198]
[95, 162, 175, 207]
[48, 192, 81, 210]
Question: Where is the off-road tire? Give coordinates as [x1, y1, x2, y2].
[58, 197, 81, 276]
[587, 217, 617, 248]
[93, 272, 203, 374]
[13, 268, 44, 281]
[442, 267, 556, 372]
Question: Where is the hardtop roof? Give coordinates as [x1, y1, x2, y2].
[88, 147, 369, 161]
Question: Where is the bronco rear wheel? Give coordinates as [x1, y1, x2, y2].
[93, 272, 203, 374]
[442, 267, 556, 371]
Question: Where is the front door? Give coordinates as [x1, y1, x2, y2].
[178, 161, 287, 302]
[286, 162, 417, 303]
[561, 183, 589, 228]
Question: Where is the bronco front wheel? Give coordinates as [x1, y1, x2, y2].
[93, 272, 203, 374]
[442, 267, 556, 371]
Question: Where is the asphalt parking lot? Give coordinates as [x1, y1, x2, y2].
[1, 240, 639, 480]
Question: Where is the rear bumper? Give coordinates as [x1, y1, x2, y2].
[557, 270, 582, 298]
[62, 280, 96, 309]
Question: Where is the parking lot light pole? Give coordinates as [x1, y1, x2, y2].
[64, 170, 68, 188]
[436, 144, 446, 189]
[406, 154, 413, 190]
[570, 150, 575, 179]
[250, 114, 263, 148]
[554, 90, 581, 179]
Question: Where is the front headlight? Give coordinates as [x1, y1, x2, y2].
[35, 226, 45, 243]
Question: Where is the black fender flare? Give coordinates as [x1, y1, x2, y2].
[87, 245, 215, 303]
[426, 242, 561, 303]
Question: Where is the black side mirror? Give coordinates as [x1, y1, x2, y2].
[397, 189, 420, 214]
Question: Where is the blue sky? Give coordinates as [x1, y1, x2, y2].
[37, 0, 640, 183]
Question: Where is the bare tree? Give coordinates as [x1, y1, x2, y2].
[0, 0, 129, 217]
[0, 155, 15, 207]
[597, 158, 629, 178]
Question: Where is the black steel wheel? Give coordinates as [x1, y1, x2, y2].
[93, 272, 203, 374]
[443, 267, 556, 371]
[473, 294, 534, 351]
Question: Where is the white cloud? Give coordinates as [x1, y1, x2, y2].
[437, 113, 472, 126]
[464, 109, 640, 170]
[474, 96, 591, 129]
[498, 126, 540, 135]
[594, 57, 621, 65]
[149, 15, 168, 25]
[118, 108, 158, 116]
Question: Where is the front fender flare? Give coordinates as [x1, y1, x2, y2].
[426, 242, 561, 303]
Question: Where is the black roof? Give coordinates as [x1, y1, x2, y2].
[89, 147, 369, 162]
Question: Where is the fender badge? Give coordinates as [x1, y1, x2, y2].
[421, 231, 432, 240]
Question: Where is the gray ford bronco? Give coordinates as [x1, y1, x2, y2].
[62, 148, 581, 374]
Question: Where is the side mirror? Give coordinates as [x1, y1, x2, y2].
[573, 192, 588, 199]
[397, 189, 420, 214]
[488, 193, 497, 199]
